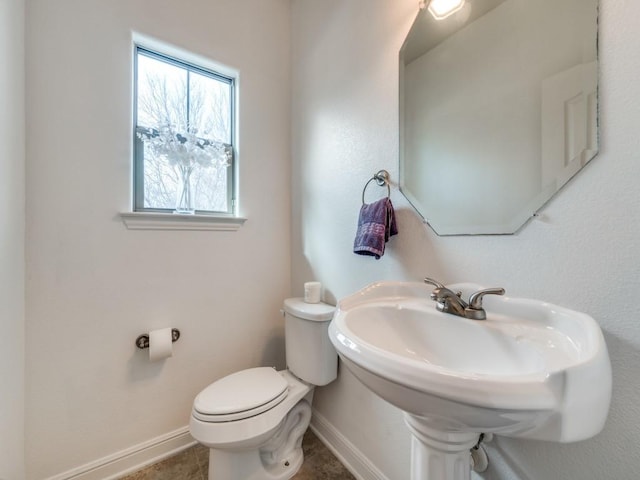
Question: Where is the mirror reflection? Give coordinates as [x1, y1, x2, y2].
[399, 0, 599, 235]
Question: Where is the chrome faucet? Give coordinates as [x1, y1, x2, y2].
[423, 278, 505, 320]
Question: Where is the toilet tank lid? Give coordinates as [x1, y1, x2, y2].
[283, 298, 335, 321]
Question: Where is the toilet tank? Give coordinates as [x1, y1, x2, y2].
[283, 298, 337, 386]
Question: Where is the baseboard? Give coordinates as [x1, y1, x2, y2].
[310, 409, 390, 480]
[44, 426, 196, 480]
[45, 412, 386, 480]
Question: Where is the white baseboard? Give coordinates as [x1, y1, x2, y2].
[45, 413, 386, 480]
[310, 409, 390, 480]
[44, 426, 195, 480]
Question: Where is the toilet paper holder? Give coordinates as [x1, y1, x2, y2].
[135, 329, 181, 349]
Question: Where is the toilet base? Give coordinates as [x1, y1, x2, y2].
[207, 399, 311, 480]
[209, 446, 304, 480]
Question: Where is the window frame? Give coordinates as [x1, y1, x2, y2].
[132, 45, 237, 216]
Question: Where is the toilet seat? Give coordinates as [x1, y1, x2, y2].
[190, 369, 313, 451]
[193, 367, 289, 423]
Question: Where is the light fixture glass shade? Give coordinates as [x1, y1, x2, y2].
[427, 0, 465, 20]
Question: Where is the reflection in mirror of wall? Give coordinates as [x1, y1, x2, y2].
[399, 0, 599, 235]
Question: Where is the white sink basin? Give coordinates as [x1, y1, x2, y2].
[329, 281, 611, 443]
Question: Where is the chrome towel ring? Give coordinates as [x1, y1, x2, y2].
[362, 170, 391, 204]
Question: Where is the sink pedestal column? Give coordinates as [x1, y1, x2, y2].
[405, 415, 479, 480]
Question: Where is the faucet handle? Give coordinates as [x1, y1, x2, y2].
[468, 288, 505, 310]
[423, 277, 445, 289]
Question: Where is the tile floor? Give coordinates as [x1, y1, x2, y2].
[120, 430, 355, 480]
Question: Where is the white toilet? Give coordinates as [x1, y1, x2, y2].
[189, 298, 337, 480]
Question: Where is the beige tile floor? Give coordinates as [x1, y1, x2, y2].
[120, 430, 355, 480]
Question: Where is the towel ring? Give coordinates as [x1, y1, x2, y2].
[362, 170, 391, 204]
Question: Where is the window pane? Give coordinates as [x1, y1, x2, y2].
[189, 71, 232, 144]
[137, 54, 187, 130]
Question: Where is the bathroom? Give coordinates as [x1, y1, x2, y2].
[1, 0, 639, 479]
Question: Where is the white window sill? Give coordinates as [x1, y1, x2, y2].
[120, 212, 247, 231]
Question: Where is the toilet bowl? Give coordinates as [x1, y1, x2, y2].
[189, 299, 337, 480]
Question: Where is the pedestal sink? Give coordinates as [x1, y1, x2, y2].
[328, 281, 611, 480]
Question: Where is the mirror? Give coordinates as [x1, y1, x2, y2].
[399, 0, 599, 235]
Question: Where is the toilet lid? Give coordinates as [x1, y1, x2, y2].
[194, 367, 288, 419]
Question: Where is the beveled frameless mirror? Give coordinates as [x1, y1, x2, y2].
[399, 0, 599, 235]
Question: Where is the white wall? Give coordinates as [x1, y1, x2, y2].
[0, 0, 25, 478]
[25, 0, 291, 478]
[292, 0, 640, 478]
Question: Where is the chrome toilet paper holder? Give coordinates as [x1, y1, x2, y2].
[135, 328, 181, 349]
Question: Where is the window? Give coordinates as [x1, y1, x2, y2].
[133, 46, 235, 215]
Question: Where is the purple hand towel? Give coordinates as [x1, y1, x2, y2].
[353, 198, 398, 259]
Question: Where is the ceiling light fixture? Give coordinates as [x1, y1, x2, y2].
[420, 0, 466, 20]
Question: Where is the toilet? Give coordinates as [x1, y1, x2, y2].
[189, 298, 337, 480]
